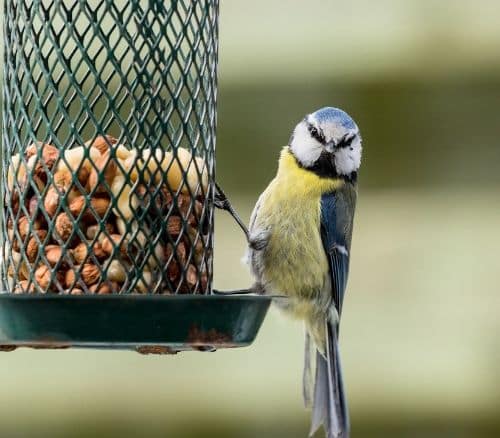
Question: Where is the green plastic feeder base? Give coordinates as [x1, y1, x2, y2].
[0, 294, 271, 354]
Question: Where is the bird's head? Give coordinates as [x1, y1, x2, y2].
[289, 107, 362, 178]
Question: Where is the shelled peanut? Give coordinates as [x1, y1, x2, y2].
[4, 136, 210, 295]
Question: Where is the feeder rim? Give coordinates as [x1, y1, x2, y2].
[0, 293, 271, 301]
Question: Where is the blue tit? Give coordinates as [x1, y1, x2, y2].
[246, 107, 362, 438]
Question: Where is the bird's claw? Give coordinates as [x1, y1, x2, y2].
[214, 182, 250, 240]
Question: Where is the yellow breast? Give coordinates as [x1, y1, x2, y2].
[254, 148, 344, 301]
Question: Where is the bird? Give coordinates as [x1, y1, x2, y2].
[245, 107, 362, 438]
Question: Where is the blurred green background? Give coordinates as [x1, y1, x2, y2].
[1, 0, 500, 437]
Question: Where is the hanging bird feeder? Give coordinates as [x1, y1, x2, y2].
[0, 0, 270, 353]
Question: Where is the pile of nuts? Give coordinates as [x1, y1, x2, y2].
[4, 136, 210, 295]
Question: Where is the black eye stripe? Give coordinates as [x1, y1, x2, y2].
[307, 123, 325, 144]
[337, 134, 355, 149]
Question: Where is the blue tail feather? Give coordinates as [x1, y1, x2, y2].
[308, 321, 349, 438]
[303, 332, 314, 408]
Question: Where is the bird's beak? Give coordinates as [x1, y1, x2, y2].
[325, 141, 336, 153]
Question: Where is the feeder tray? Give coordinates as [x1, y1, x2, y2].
[0, 293, 271, 353]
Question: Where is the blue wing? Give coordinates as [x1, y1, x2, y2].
[320, 183, 357, 317]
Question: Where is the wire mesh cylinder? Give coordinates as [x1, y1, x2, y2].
[2, 0, 219, 295]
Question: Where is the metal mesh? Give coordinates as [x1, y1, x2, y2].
[2, 0, 219, 295]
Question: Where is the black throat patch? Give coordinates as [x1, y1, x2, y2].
[292, 150, 357, 183]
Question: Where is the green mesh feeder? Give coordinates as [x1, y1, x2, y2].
[0, 0, 270, 352]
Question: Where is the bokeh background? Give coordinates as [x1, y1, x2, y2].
[1, 0, 500, 437]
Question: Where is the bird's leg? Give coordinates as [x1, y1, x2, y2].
[212, 183, 253, 296]
[214, 182, 249, 241]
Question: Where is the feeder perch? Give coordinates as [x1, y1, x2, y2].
[1, 0, 270, 352]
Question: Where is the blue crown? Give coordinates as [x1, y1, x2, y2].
[312, 107, 356, 130]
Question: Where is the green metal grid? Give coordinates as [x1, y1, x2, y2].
[2, 0, 219, 295]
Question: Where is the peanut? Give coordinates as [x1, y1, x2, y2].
[186, 225, 205, 264]
[35, 265, 63, 292]
[115, 218, 127, 236]
[7, 251, 25, 280]
[145, 249, 164, 273]
[7, 154, 27, 192]
[7, 228, 16, 251]
[162, 150, 183, 190]
[65, 269, 77, 288]
[8, 251, 27, 280]
[89, 282, 112, 295]
[105, 260, 126, 283]
[86, 135, 118, 155]
[26, 143, 59, 180]
[167, 259, 180, 284]
[53, 168, 72, 191]
[125, 149, 187, 185]
[200, 270, 209, 293]
[88, 197, 111, 220]
[175, 241, 187, 265]
[69, 196, 110, 222]
[11, 217, 41, 252]
[8, 188, 21, 216]
[45, 244, 63, 267]
[28, 195, 41, 220]
[136, 271, 152, 294]
[88, 150, 117, 194]
[68, 196, 85, 217]
[26, 229, 48, 263]
[124, 148, 151, 182]
[81, 263, 100, 286]
[55, 212, 73, 241]
[71, 243, 88, 265]
[165, 243, 186, 286]
[167, 216, 182, 236]
[85, 225, 98, 240]
[52, 169, 82, 205]
[111, 175, 137, 220]
[186, 156, 209, 197]
[186, 264, 198, 289]
[17, 216, 32, 240]
[176, 194, 203, 225]
[57, 145, 101, 176]
[101, 234, 127, 257]
[164, 148, 208, 196]
[34, 266, 51, 291]
[115, 144, 131, 160]
[77, 166, 90, 187]
[85, 223, 115, 240]
[92, 241, 107, 260]
[131, 226, 164, 271]
[44, 186, 60, 217]
[18, 253, 31, 281]
[30, 175, 46, 195]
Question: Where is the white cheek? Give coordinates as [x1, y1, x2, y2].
[290, 124, 322, 167]
[334, 141, 362, 175]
